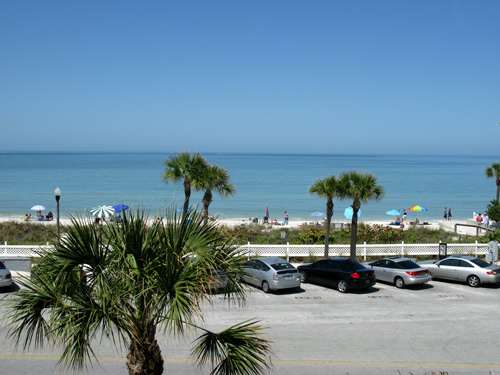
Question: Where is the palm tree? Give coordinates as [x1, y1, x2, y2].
[163, 152, 208, 218]
[199, 164, 235, 224]
[485, 162, 500, 201]
[337, 171, 385, 260]
[6, 210, 272, 375]
[309, 175, 338, 259]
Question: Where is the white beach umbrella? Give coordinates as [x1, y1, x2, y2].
[90, 205, 115, 219]
[31, 205, 47, 211]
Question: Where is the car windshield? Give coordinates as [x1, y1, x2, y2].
[271, 262, 295, 271]
[470, 258, 490, 268]
[396, 260, 420, 269]
[338, 259, 364, 272]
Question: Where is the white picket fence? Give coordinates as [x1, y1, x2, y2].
[0, 241, 488, 261]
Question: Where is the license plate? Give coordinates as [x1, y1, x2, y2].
[365, 280, 370, 284]
[283, 275, 292, 279]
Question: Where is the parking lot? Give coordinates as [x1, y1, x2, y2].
[1, 277, 500, 374]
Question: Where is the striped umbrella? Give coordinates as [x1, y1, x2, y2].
[90, 205, 115, 219]
[408, 205, 428, 212]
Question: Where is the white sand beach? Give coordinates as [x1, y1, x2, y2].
[0, 215, 487, 237]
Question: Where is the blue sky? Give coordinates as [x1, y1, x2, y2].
[1, 1, 499, 154]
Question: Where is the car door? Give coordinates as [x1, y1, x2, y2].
[456, 259, 475, 282]
[321, 260, 342, 287]
[434, 258, 460, 280]
[306, 260, 329, 284]
[372, 260, 393, 282]
[242, 260, 258, 285]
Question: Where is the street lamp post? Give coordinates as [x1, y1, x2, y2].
[55, 187, 61, 236]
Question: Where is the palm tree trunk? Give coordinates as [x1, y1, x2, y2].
[126, 324, 164, 375]
[324, 198, 333, 259]
[496, 177, 499, 202]
[183, 180, 191, 219]
[349, 205, 360, 260]
[202, 190, 212, 224]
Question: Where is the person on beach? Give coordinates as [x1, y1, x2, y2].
[484, 213, 489, 228]
[476, 213, 483, 224]
[284, 211, 289, 225]
[448, 208, 452, 221]
[402, 210, 407, 224]
[443, 207, 447, 221]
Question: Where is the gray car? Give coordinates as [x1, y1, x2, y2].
[363, 257, 432, 288]
[241, 257, 301, 293]
[418, 255, 500, 287]
[0, 260, 13, 291]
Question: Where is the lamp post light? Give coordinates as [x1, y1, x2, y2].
[54, 187, 61, 236]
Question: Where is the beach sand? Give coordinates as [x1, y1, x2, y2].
[0, 215, 484, 237]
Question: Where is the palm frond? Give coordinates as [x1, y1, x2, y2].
[192, 319, 273, 375]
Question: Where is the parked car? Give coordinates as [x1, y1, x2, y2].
[418, 255, 500, 287]
[0, 260, 13, 291]
[240, 257, 301, 293]
[363, 257, 431, 288]
[298, 258, 375, 293]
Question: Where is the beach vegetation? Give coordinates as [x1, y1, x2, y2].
[163, 152, 208, 219]
[485, 162, 500, 201]
[309, 174, 340, 258]
[485, 199, 500, 222]
[6, 210, 273, 375]
[198, 164, 235, 224]
[0, 221, 58, 245]
[335, 171, 385, 259]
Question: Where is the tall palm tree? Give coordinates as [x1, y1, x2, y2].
[6, 210, 272, 375]
[485, 162, 500, 202]
[309, 175, 338, 259]
[163, 152, 208, 218]
[337, 171, 385, 260]
[199, 164, 235, 224]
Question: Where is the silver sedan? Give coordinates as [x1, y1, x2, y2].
[241, 257, 301, 293]
[418, 255, 500, 287]
[0, 260, 12, 291]
[363, 257, 431, 288]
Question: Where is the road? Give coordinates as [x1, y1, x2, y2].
[1, 278, 499, 374]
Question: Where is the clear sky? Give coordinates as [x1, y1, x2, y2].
[1, 1, 499, 155]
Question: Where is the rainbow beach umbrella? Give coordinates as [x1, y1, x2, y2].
[408, 205, 428, 212]
[265, 206, 269, 218]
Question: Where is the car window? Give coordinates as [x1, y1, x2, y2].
[270, 262, 295, 271]
[459, 260, 474, 268]
[327, 261, 342, 270]
[470, 258, 490, 268]
[256, 261, 270, 271]
[0, 262, 5, 270]
[243, 260, 256, 269]
[338, 259, 363, 272]
[371, 260, 383, 267]
[439, 259, 460, 267]
[385, 261, 396, 269]
[396, 260, 420, 269]
[313, 260, 329, 269]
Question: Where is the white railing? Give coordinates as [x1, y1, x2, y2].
[0, 241, 488, 261]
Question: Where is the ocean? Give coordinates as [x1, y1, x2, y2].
[0, 152, 497, 222]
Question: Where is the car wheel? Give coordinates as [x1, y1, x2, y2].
[299, 271, 308, 283]
[337, 279, 348, 293]
[395, 277, 405, 289]
[262, 281, 271, 293]
[467, 275, 480, 287]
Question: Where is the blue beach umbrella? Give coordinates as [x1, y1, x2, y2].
[344, 207, 361, 220]
[113, 204, 129, 213]
[311, 211, 325, 217]
[386, 209, 402, 216]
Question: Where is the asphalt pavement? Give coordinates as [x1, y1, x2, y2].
[1, 277, 499, 375]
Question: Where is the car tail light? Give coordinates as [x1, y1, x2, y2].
[406, 270, 428, 276]
[6, 274, 11, 279]
[273, 273, 279, 281]
[351, 272, 360, 279]
[487, 270, 497, 275]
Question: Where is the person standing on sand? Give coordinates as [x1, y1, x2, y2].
[484, 213, 489, 228]
[443, 208, 447, 221]
[448, 208, 452, 221]
[284, 211, 289, 225]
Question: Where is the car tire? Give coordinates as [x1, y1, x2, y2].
[299, 271, 308, 283]
[262, 281, 271, 293]
[467, 275, 480, 287]
[395, 277, 405, 289]
[337, 279, 348, 293]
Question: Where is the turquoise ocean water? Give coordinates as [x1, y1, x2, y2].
[0, 152, 497, 222]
